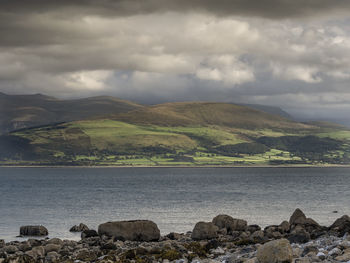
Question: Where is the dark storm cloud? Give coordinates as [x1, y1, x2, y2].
[1, 0, 350, 124]
[2, 0, 350, 19]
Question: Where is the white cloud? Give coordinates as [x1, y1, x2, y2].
[272, 65, 322, 83]
[196, 55, 255, 85]
[62, 70, 113, 91]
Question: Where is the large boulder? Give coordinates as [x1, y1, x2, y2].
[191, 222, 219, 240]
[289, 209, 307, 225]
[98, 220, 160, 241]
[257, 238, 293, 263]
[212, 214, 247, 232]
[20, 225, 48, 236]
[289, 209, 321, 234]
[329, 215, 350, 236]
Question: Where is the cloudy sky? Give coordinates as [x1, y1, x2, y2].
[1, 0, 350, 123]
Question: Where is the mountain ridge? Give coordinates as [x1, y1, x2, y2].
[0, 92, 143, 134]
[1, 94, 350, 166]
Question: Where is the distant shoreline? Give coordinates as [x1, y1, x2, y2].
[1, 164, 350, 168]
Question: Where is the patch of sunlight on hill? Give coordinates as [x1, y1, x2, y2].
[71, 120, 197, 151]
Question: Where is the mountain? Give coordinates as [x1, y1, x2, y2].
[113, 102, 310, 130]
[1, 99, 350, 166]
[0, 93, 143, 134]
[238, 103, 293, 119]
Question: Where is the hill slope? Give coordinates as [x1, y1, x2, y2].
[113, 102, 312, 130]
[0, 93, 143, 134]
[238, 103, 293, 119]
[1, 101, 350, 166]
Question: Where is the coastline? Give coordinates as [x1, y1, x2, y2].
[1, 164, 350, 168]
[1, 210, 350, 263]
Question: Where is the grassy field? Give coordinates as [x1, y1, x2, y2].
[2, 102, 350, 166]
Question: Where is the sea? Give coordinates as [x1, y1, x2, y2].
[0, 167, 349, 241]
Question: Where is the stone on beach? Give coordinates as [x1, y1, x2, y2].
[98, 220, 160, 241]
[19, 225, 48, 236]
[81, 229, 99, 239]
[257, 238, 293, 263]
[191, 222, 219, 240]
[70, 223, 89, 232]
[212, 214, 247, 232]
[329, 215, 350, 236]
[289, 208, 319, 228]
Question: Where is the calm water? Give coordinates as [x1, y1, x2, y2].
[0, 167, 350, 241]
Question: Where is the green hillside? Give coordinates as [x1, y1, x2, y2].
[1, 102, 350, 166]
[0, 93, 143, 134]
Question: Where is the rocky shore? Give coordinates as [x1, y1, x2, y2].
[1, 209, 350, 263]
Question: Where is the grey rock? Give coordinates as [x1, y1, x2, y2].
[329, 215, 350, 236]
[47, 238, 63, 246]
[257, 238, 293, 263]
[290, 209, 307, 225]
[288, 226, 310, 244]
[212, 215, 247, 232]
[20, 225, 48, 236]
[98, 220, 160, 241]
[70, 223, 89, 232]
[81, 229, 99, 239]
[46, 251, 59, 262]
[191, 222, 219, 240]
[3, 245, 18, 254]
[279, 221, 290, 233]
[44, 244, 61, 254]
[250, 230, 265, 243]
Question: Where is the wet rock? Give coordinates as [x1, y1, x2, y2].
[289, 209, 320, 234]
[70, 223, 89, 232]
[247, 225, 261, 234]
[46, 251, 59, 262]
[20, 225, 48, 236]
[44, 244, 61, 253]
[329, 215, 350, 236]
[18, 242, 31, 252]
[81, 229, 99, 239]
[98, 220, 160, 241]
[335, 252, 350, 262]
[279, 221, 290, 233]
[257, 238, 293, 263]
[293, 258, 311, 263]
[191, 222, 219, 240]
[4, 254, 36, 263]
[288, 226, 310, 244]
[100, 242, 117, 250]
[27, 239, 42, 247]
[289, 209, 307, 225]
[47, 238, 63, 246]
[212, 215, 247, 232]
[244, 258, 258, 263]
[328, 247, 341, 257]
[250, 230, 265, 243]
[75, 248, 98, 261]
[205, 239, 220, 251]
[301, 246, 318, 257]
[25, 246, 45, 260]
[167, 232, 184, 240]
[3, 245, 18, 254]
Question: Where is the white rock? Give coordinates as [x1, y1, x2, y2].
[316, 252, 326, 260]
[329, 247, 341, 256]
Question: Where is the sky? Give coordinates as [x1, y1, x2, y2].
[1, 0, 350, 124]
